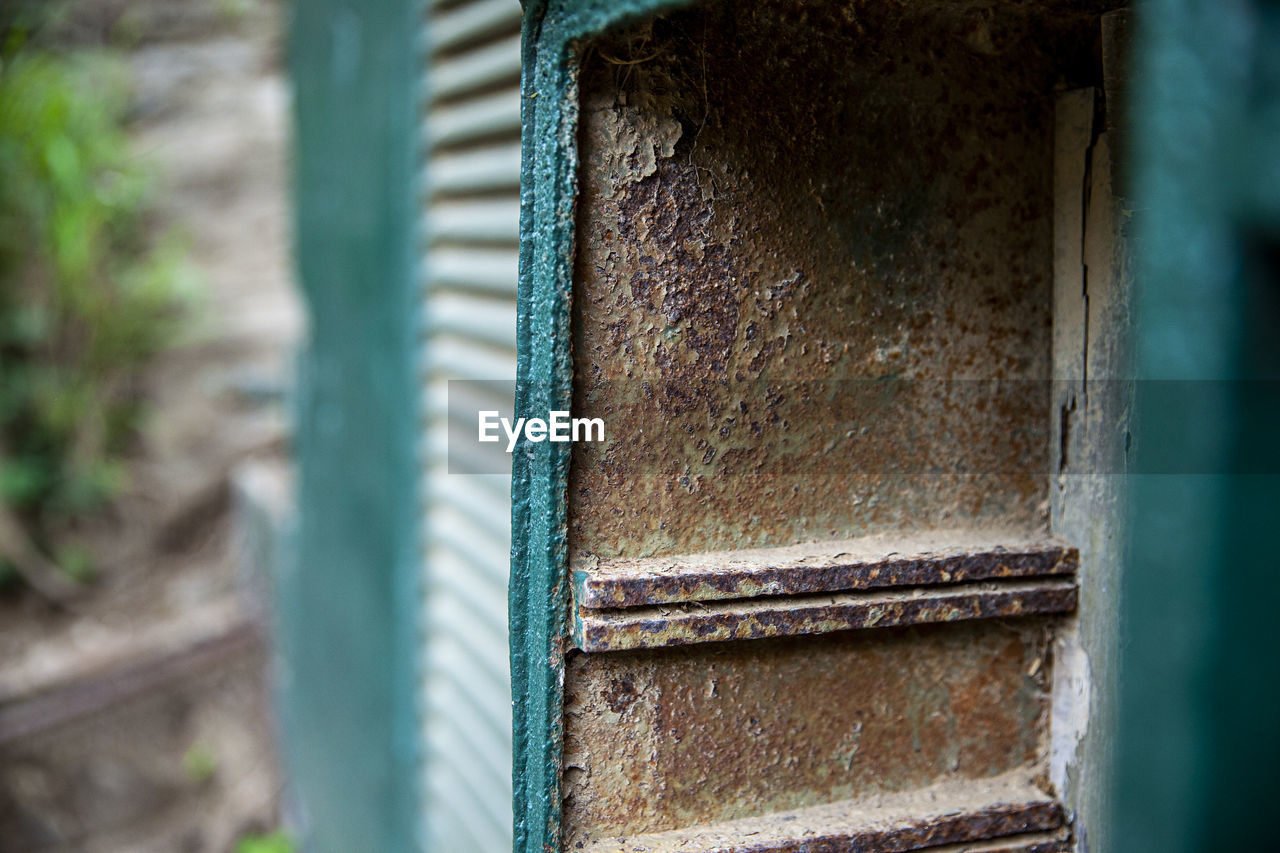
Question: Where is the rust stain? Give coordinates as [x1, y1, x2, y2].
[574, 580, 1077, 652]
[574, 535, 1078, 609]
[600, 674, 640, 714]
[563, 621, 1054, 847]
[569, 0, 1117, 563]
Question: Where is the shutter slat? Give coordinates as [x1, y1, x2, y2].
[421, 649, 512, 740]
[422, 644, 512, 737]
[423, 246, 519, 295]
[427, 601, 510, 702]
[425, 87, 521, 149]
[422, 772, 509, 853]
[420, 336, 516, 381]
[430, 522, 511, 590]
[423, 142, 522, 196]
[423, 709, 511, 795]
[427, 0, 521, 56]
[423, 198, 521, 243]
[421, 291, 517, 351]
[429, 32, 522, 102]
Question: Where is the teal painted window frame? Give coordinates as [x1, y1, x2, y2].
[510, 3, 692, 851]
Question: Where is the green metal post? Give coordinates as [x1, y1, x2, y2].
[1118, 1, 1280, 850]
[284, 1, 421, 850]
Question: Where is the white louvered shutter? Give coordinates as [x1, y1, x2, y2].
[416, 1, 522, 850]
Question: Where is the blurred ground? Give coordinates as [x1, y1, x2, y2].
[0, 1, 301, 850]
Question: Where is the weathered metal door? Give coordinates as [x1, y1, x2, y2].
[287, 0, 1280, 850]
[513, 1, 1131, 851]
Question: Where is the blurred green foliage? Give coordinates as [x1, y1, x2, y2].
[182, 742, 220, 784]
[235, 832, 297, 853]
[0, 36, 190, 586]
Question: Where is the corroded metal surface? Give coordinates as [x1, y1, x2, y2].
[583, 786, 1063, 853]
[557, 0, 1119, 848]
[574, 579, 1077, 651]
[563, 622, 1053, 847]
[586, 823, 1070, 853]
[568, 0, 1118, 562]
[928, 833, 1069, 853]
[574, 534, 1078, 609]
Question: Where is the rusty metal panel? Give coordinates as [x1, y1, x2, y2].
[568, 0, 1119, 564]
[562, 621, 1053, 848]
[580, 773, 1065, 852]
[545, 0, 1122, 849]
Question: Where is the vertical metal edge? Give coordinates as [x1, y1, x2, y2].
[510, 4, 695, 852]
[408, 3, 431, 851]
[392, 2, 428, 846]
[1119, 1, 1273, 852]
[511, 4, 567, 853]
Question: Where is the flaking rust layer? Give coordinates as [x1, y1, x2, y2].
[569, 0, 1116, 561]
[562, 620, 1053, 848]
[574, 534, 1077, 608]
[574, 579, 1077, 651]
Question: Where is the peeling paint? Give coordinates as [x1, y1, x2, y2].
[589, 102, 683, 198]
[1048, 620, 1092, 802]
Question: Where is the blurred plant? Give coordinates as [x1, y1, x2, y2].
[235, 832, 297, 853]
[215, 0, 258, 27]
[182, 742, 220, 784]
[0, 43, 191, 595]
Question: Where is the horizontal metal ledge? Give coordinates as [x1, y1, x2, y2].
[920, 833, 1068, 853]
[573, 579, 1077, 652]
[580, 769, 1064, 853]
[574, 533, 1078, 609]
